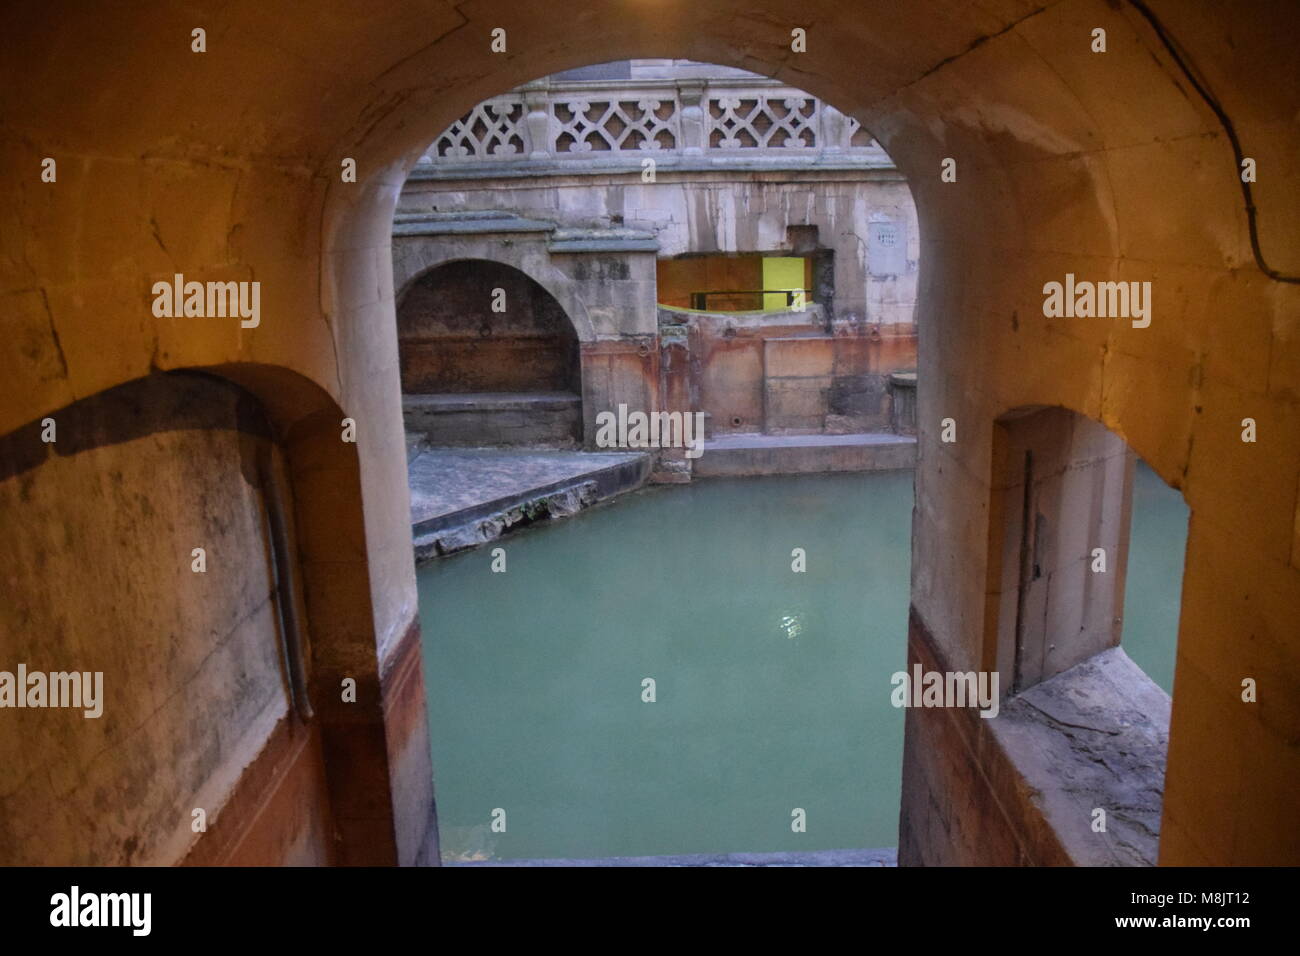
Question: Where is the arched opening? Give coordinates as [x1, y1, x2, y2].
[935, 404, 1189, 866]
[4, 1, 1297, 870]
[397, 259, 583, 447]
[399, 59, 920, 863]
[0, 368, 421, 865]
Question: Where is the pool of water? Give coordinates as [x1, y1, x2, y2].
[417, 464, 1186, 863]
[1120, 461, 1189, 694]
[419, 470, 913, 862]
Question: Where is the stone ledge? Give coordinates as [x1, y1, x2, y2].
[403, 391, 581, 413]
[409, 449, 651, 560]
[993, 647, 1169, 867]
[392, 211, 555, 237]
[407, 157, 901, 182]
[694, 432, 916, 477]
[414, 480, 601, 559]
[900, 608, 1169, 867]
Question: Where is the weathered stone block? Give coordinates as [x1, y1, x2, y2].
[764, 336, 835, 378]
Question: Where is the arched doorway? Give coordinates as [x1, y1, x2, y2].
[4, 1, 1296, 868]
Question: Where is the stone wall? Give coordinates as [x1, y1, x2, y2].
[399, 168, 919, 329]
[662, 306, 917, 435]
[392, 215, 660, 447]
[397, 259, 580, 394]
[3, 0, 1298, 867]
[403, 393, 583, 447]
[987, 408, 1135, 692]
[396, 134, 921, 451]
[0, 374, 325, 864]
[901, 614, 1168, 867]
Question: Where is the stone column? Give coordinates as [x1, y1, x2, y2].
[677, 81, 706, 155]
[654, 322, 694, 482]
[820, 102, 847, 154]
[523, 83, 552, 160]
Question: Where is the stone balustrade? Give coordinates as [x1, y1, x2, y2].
[415, 77, 893, 175]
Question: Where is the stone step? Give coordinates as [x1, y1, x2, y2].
[403, 391, 583, 448]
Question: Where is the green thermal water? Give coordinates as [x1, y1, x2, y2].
[418, 465, 1185, 862]
[1120, 461, 1189, 694]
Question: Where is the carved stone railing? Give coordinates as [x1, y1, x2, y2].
[415, 78, 893, 175]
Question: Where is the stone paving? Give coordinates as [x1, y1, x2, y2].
[407, 444, 648, 529]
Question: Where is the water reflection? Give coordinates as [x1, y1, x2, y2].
[779, 612, 804, 640]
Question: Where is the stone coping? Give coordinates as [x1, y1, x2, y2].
[547, 237, 660, 253]
[392, 214, 555, 237]
[392, 213, 660, 252]
[407, 157, 900, 182]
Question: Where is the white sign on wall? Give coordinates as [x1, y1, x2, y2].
[868, 221, 906, 276]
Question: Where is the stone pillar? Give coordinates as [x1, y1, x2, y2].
[523, 83, 552, 160]
[579, 337, 660, 450]
[654, 324, 694, 482]
[677, 81, 706, 155]
[820, 102, 846, 154]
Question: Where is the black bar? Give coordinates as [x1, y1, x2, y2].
[0, 865, 1282, 942]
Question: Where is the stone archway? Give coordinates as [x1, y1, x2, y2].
[3, 1, 1298, 865]
[393, 244, 599, 346]
[0, 366, 432, 865]
[396, 259, 585, 446]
